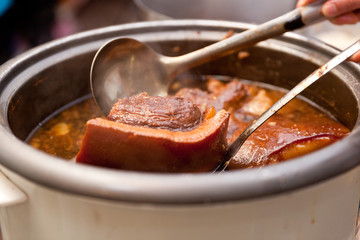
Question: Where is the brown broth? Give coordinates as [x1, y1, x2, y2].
[27, 77, 349, 169]
[28, 96, 104, 160]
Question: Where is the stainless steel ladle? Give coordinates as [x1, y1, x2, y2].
[91, 2, 326, 115]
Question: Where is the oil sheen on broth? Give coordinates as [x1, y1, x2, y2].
[27, 76, 350, 171]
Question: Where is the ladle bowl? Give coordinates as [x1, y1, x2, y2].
[91, 38, 170, 115]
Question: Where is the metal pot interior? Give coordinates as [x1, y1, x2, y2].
[1, 20, 360, 203]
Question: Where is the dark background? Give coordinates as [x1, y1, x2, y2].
[0, 0, 141, 65]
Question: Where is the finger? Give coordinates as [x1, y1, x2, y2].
[348, 50, 360, 63]
[329, 11, 360, 24]
[322, 0, 360, 18]
[296, 0, 318, 8]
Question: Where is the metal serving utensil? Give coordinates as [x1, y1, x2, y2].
[90, 1, 326, 115]
[216, 39, 360, 171]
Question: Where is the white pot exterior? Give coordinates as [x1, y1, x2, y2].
[1, 165, 359, 240]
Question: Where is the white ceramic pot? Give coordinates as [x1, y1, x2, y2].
[0, 20, 360, 240]
[1, 165, 359, 240]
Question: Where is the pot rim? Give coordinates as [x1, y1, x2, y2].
[1, 19, 360, 204]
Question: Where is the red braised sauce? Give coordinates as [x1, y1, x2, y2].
[27, 76, 350, 170]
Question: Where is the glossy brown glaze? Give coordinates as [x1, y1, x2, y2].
[76, 108, 229, 172]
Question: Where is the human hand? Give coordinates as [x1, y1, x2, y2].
[297, 0, 360, 62]
[297, 0, 360, 24]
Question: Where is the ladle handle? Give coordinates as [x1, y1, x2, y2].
[165, 0, 326, 74]
[217, 39, 360, 172]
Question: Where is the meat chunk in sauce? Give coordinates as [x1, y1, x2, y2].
[76, 94, 230, 172]
[176, 79, 250, 113]
[108, 92, 202, 131]
[176, 78, 350, 169]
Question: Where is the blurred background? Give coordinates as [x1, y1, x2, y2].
[1, 0, 360, 65]
[0, 0, 141, 64]
[0, 0, 359, 239]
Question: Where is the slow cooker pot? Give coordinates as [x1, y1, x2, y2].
[0, 20, 360, 240]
